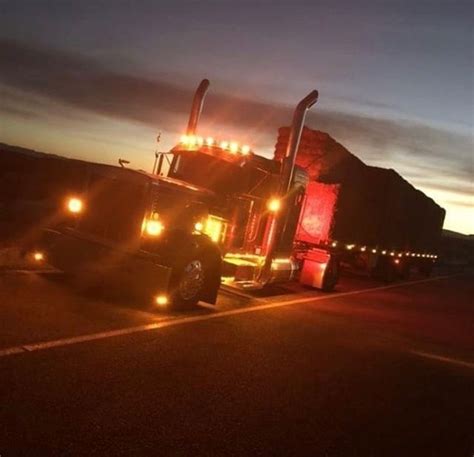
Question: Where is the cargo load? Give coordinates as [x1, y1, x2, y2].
[275, 127, 445, 253]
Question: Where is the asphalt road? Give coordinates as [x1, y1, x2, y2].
[0, 270, 473, 456]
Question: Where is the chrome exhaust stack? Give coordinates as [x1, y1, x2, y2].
[257, 89, 319, 285]
[186, 79, 210, 136]
[279, 90, 319, 194]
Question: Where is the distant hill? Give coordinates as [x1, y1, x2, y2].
[0, 142, 65, 161]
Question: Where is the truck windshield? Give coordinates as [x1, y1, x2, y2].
[168, 152, 245, 194]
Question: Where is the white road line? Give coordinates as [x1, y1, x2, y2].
[411, 351, 474, 370]
[0, 274, 461, 359]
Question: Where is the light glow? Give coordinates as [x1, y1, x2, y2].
[205, 215, 225, 243]
[230, 142, 239, 154]
[241, 145, 250, 155]
[194, 221, 204, 232]
[206, 137, 214, 146]
[220, 141, 229, 149]
[155, 294, 168, 306]
[144, 217, 164, 236]
[267, 198, 281, 212]
[33, 251, 44, 261]
[67, 197, 83, 214]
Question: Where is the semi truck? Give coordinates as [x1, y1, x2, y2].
[6, 79, 443, 308]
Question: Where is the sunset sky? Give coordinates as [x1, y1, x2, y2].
[0, 0, 472, 233]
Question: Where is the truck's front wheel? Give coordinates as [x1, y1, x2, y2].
[174, 259, 205, 307]
[169, 252, 219, 310]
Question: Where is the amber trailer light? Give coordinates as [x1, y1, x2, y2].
[67, 197, 83, 214]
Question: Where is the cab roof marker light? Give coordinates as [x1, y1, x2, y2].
[220, 141, 229, 149]
[241, 145, 251, 155]
[206, 137, 214, 146]
[230, 142, 239, 154]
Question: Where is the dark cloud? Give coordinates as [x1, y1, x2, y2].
[1, 38, 472, 199]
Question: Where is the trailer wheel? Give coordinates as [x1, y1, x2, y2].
[322, 258, 339, 292]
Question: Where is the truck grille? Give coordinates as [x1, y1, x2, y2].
[77, 171, 148, 245]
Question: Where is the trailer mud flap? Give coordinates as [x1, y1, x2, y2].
[299, 248, 331, 289]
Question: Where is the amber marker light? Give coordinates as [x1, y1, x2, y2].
[155, 294, 169, 307]
[33, 251, 44, 262]
[194, 221, 204, 232]
[67, 197, 83, 214]
[267, 198, 281, 212]
[206, 137, 214, 146]
[241, 145, 250, 155]
[229, 142, 239, 154]
[220, 140, 229, 149]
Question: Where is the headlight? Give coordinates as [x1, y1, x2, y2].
[67, 197, 83, 214]
[142, 213, 164, 237]
[145, 220, 164, 236]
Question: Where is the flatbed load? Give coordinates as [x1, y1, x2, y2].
[275, 127, 445, 254]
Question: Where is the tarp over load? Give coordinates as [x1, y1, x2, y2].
[275, 127, 445, 253]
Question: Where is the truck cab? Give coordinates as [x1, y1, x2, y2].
[36, 79, 336, 309]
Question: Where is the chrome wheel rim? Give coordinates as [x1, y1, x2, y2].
[178, 260, 205, 300]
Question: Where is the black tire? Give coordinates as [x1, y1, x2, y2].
[168, 251, 219, 310]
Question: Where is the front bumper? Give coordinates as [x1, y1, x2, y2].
[40, 228, 171, 300]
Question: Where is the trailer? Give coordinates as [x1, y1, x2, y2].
[275, 127, 445, 280]
[17, 79, 443, 308]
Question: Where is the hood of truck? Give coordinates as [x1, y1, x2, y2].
[134, 169, 215, 197]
